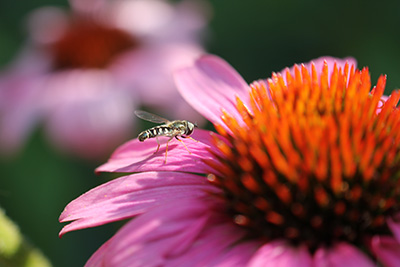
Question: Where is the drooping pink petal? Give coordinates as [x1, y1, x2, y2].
[44, 90, 135, 160]
[39, 69, 136, 160]
[371, 236, 400, 267]
[111, 0, 210, 44]
[59, 171, 219, 236]
[313, 242, 375, 267]
[0, 72, 43, 154]
[96, 129, 222, 174]
[174, 55, 251, 130]
[247, 240, 312, 267]
[87, 196, 234, 267]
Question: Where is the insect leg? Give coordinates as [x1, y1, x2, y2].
[164, 137, 174, 164]
[181, 136, 199, 143]
[175, 136, 191, 154]
[154, 137, 161, 154]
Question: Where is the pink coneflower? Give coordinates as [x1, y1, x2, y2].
[60, 55, 400, 266]
[0, 0, 208, 159]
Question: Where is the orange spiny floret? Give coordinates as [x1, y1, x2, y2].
[339, 115, 356, 178]
[249, 145, 270, 167]
[262, 132, 298, 182]
[311, 63, 319, 92]
[314, 135, 328, 181]
[238, 156, 253, 173]
[357, 68, 371, 105]
[359, 134, 376, 182]
[299, 65, 312, 109]
[350, 185, 362, 201]
[277, 72, 288, 95]
[254, 197, 270, 211]
[213, 123, 228, 138]
[241, 173, 262, 194]
[334, 201, 346, 215]
[221, 109, 247, 141]
[275, 184, 292, 204]
[236, 96, 253, 128]
[314, 186, 330, 207]
[285, 68, 294, 89]
[212, 135, 234, 160]
[265, 211, 284, 225]
[344, 71, 361, 113]
[249, 82, 264, 113]
[277, 120, 301, 169]
[263, 171, 278, 187]
[294, 64, 302, 88]
[330, 145, 343, 194]
[329, 63, 339, 104]
[320, 61, 329, 92]
[204, 157, 236, 178]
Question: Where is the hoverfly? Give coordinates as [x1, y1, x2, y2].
[135, 110, 197, 163]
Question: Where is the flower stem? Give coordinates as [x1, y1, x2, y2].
[0, 208, 52, 267]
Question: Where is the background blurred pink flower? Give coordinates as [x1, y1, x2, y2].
[60, 55, 400, 266]
[0, 0, 209, 160]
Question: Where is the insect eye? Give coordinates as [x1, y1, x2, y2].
[186, 123, 195, 135]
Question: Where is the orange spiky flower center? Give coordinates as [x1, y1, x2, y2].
[49, 19, 138, 69]
[206, 62, 400, 252]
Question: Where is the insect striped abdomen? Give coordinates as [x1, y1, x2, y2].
[138, 126, 173, 142]
[138, 131, 149, 141]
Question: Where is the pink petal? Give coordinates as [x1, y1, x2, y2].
[38, 69, 137, 160]
[0, 72, 43, 154]
[111, 43, 206, 124]
[111, 0, 209, 43]
[87, 196, 231, 266]
[69, 0, 108, 17]
[371, 236, 400, 267]
[387, 217, 400, 243]
[313, 242, 375, 267]
[211, 241, 262, 266]
[59, 171, 219, 236]
[292, 56, 357, 74]
[84, 239, 110, 267]
[44, 89, 135, 160]
[27, 6, 69, 45]
[248, 240, 312, 267]
[174, 55, 251, 129]
[96, 129, 221, 174]
[280, 56, 357, 87]
[165, 221, 248, 266]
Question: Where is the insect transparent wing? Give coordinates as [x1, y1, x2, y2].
[134, 110, 170, 124]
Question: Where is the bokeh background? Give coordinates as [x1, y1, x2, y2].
[1, 0, 400, 266]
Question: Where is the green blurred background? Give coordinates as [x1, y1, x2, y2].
[1, 0, 400, 266]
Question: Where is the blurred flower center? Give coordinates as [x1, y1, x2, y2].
[207, 63, 400, 252]
[49, 20, 138, 69]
